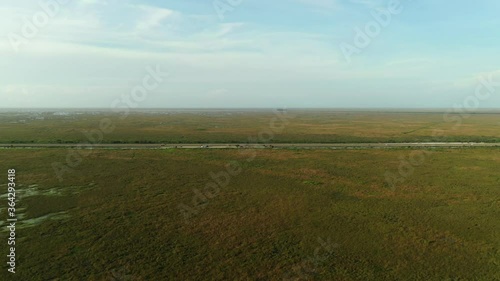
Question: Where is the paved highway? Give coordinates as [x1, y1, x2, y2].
[1, 142, 499, 149]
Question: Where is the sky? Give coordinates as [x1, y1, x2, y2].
[1, 0, 500, 108]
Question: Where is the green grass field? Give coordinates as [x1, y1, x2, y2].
[1, 110, 500, 144]
[1, 148, 498, 280]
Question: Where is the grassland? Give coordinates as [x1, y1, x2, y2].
[1, 110, 500, 144]
[0, 148, 498, 280]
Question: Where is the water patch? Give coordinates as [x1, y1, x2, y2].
[0, 183, 97, 231]
[19, 212, 70, 229]
[0, 211, 70, 231]
[0, 183, 96, 199]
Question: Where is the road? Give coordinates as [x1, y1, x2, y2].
[1, 142, 499, 150]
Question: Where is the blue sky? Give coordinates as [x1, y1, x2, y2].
[1, 0, 500, 108]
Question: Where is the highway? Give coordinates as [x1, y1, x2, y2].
[1, 142, 499, 150]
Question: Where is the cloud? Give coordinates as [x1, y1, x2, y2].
[134, 5, 176, 33]
[2, 0, 500, 108]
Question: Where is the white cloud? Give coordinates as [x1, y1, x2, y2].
[134, 5, 176, 33]
[2, 0, 498, 108]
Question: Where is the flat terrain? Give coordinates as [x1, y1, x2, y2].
[0, 148, 499, 280]
[1, 110, 500, 144]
